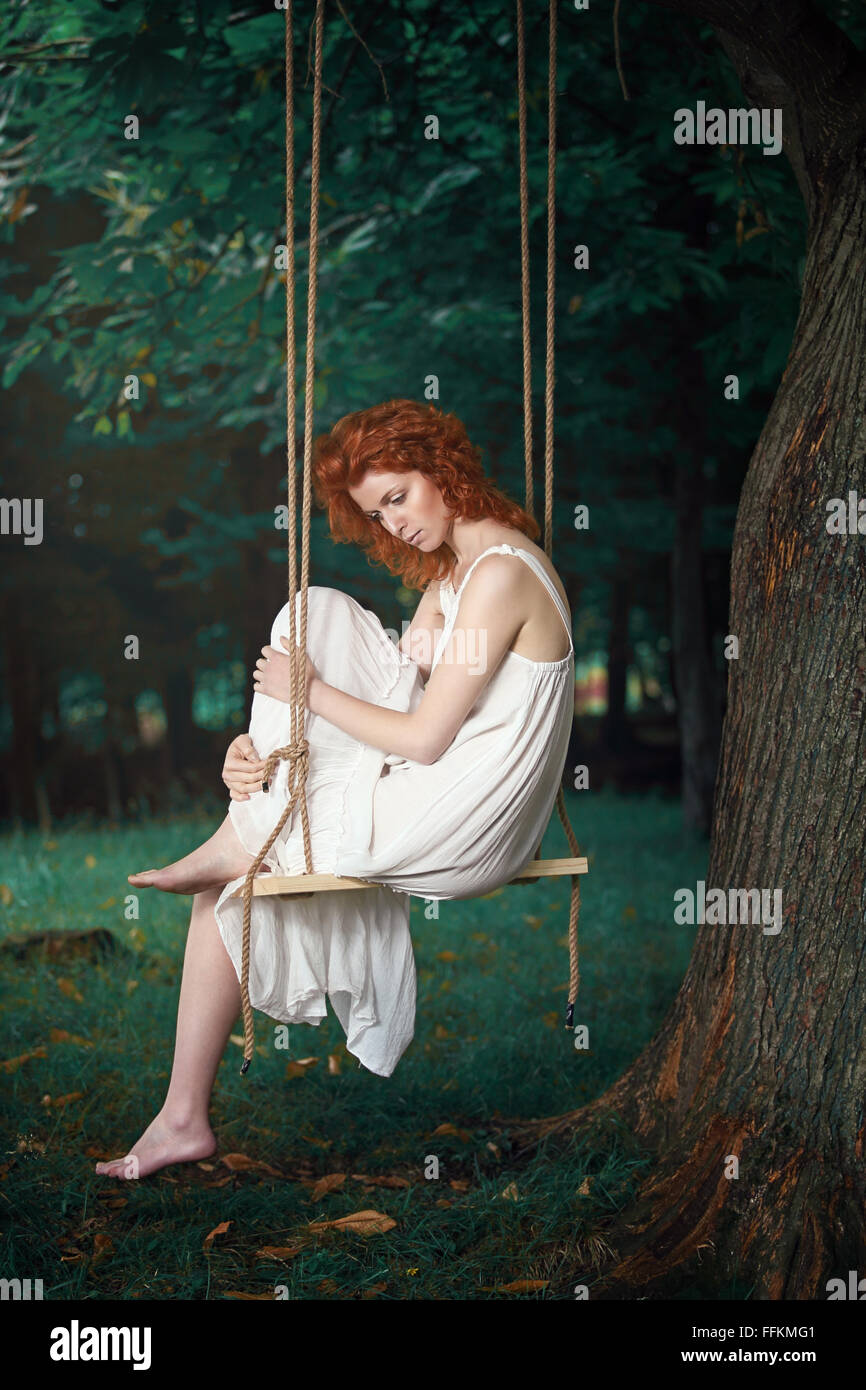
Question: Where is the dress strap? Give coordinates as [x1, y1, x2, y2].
[452, 544, 574, 655]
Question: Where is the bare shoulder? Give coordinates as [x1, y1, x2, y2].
[478, 531, 569, 608]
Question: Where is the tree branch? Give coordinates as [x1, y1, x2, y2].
[640, 0, 866, 207]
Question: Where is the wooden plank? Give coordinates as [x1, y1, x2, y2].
[230, 857, 588, 899]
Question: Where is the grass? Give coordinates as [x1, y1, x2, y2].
[0, 788, 709, 1300]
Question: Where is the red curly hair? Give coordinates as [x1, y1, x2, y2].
[311, 399, 540, 591]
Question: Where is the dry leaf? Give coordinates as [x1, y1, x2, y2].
[434, 1199, 452, 1209]
[577, 1175, 593, 1196]
[255, 1245, 304, 1260]
[317, 1278, 340, 1294]
[92, 1233, 114, 1263]
[495, 1279, 549, 1293]
[433, 1024, 452, 1040]
[57, 977, 84, 1003]
[448, 1178, 471, 1192]
[0, 884, 14, 906]
[84, 854, 97, 869]
[225, 1291, 274, 1300]
[285, 1057, 319, 1078]
[327, 1053, 341, 1075]
[229, 1034, 245, 1048]
[44, 1091, 84, 1109]
[436, 950, 459, 962]
[308, 1209, 396, 1236]
[499, 1182, 520, 1201]
[98, 897, 117, 909]
[361, 1282, 388, 1299]
[221, 1152, 283, 1178]
[310, 1172, 346, 1201]
[1, 1046, 48, 1073]
[49, 1028, 93, 1048]
[430, 1122, 471, 1141]
[203, 1220, 232, 1250]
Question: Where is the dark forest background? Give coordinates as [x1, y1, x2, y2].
[0, 0, 820, 834]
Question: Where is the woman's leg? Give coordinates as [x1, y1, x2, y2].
[95, 885, 239, 1179]
[127, 809, 264, 894]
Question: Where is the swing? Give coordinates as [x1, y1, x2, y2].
[234, 0, 587, 1074]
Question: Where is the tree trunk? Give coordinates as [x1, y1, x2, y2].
[517, 23, 866, 1297]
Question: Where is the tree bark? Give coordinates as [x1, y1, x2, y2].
[515, 1, 866, 1299]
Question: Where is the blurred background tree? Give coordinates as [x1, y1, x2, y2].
[0, 0, 809, 830]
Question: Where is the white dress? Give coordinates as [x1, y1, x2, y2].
[214, 543, 575, 1077]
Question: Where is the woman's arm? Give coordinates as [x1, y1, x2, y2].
[311, 556, 525, 763]
[397, 582, 446, 683]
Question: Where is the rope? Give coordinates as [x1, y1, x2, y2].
[239, 0, 326, 1075]
[517, 0, 582, 1027]
[238, 0, 581, 1070]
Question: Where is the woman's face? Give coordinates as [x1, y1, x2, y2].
[349, 469, 455, 552]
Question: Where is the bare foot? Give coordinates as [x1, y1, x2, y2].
[94, 1112, 217, 1180]
[128, 814, 272, 895]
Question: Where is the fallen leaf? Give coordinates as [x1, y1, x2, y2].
[577, 1175, 593, 1196]
[84, 854, 97, 869]
[327, 1053, 341, 1075]
[197, 1162, 216, 1172]
[499, 1182, 520, 1201]
[434, 1199, 453, 1208]
[221, 1152, 283, 1178]
[49, 1028, 93, 1048]
[255, 1245, 304, 1260]
[448, 1178, 471, 1192]
[57, 977, 84, 1003]
[317, 1278, 340, 1294]
[308, 1208, 396, 1236]
[1, 1046, 48, 1073]
[92, 1233, 114, 1264]
[203, 1220, 232, 1251]
[98, 897, 117, 909]
[496, 1279, 549, 1293]
[436, 950, 459, 962]
[429, 1122, 472, 1141]
[361, 1282, 388, 1299]
[433, 1024, 452, 1040]
[310, 1172, 346, 1201]
[229, 1034, 245, 1048]
[285, 1057, 319, 1078]
[225, 1291, 274, 1300]
[43, 1091, 84, 1109]
[0, 884, 14, 906]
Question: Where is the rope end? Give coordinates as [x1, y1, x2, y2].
[565, 1000, 574, 1030]
[240, 1056, 252, 1076]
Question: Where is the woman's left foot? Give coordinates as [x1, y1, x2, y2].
[95, 1112, 217, 1180]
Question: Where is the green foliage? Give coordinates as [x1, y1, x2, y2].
[0, 788, 713, 1298]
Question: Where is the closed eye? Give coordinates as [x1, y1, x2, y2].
[369, 493, 404, 521]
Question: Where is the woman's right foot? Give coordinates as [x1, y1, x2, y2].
[94, 1112, 217, 1180]
[128, 815, 272, 895]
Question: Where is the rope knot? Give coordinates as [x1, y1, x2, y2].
[262, 738, 309, 792]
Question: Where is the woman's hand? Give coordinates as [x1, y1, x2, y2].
[253, 639, 319, 708]
[222, 734, 267, 802]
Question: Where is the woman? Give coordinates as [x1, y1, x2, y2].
[96, 400, 574, 1179]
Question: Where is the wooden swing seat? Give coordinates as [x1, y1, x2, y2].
[230, 855, 588, 899]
